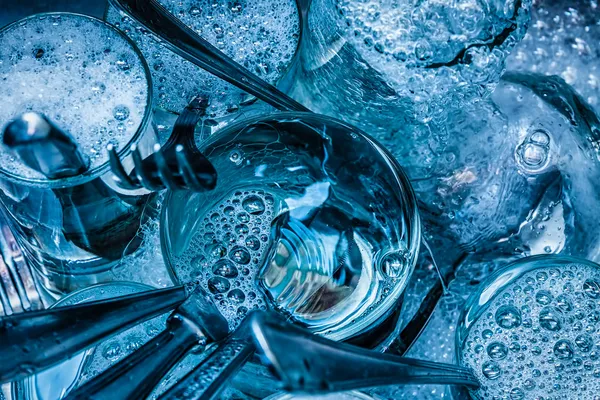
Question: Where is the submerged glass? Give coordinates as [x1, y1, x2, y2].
[19, 281, 165, 400]
[162, 112, 420, 341]
[456, 255, 600, 399]
[0, 13, 158, 294]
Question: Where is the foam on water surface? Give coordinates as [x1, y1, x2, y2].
[0, 13, 149, 180]
[106, 0, 300, 117]
[460, 260, 600, 399]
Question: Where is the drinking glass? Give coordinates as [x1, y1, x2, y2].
[161, 112, 420, 342]
[0, 13, 159, 295]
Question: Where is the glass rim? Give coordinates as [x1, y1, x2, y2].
[51, 280, 155, 308]
[104, 0, 303, 94]
[0, 11, 154, 189]
[454, 254, 599, 363]
[159, 111, 421, 341]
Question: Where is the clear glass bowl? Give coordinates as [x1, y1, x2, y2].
[456, 255, 600, 399]
[161, 112, 420, 342]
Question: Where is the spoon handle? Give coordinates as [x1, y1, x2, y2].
[0, 285, 186, 384]
[250, 311, 480, 393]
[112, 0, 310, 113]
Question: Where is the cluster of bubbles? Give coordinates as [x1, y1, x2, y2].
[106, 0, 300, 118]
[507, 1, 600, 112]
[294, 0, 531, 135]
[171, 189, 275, 327]
[0, 14, 149, 179]
[461, 263, 600, 399]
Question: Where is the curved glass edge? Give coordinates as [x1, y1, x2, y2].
[0, 12, 154, 189]
[454, 254, 599, 364]
[19, 281, 154, 400]
[159, 111, 421, 342]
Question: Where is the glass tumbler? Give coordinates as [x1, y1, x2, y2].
[0, 13, 159, 295]
[161, 112, 421, 343]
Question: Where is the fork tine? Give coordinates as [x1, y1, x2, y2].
[131, 145, 164, 192]
[0, 255, 21, 315]
[175, 145, 203, 191]
[107, 144, 140, 190]
[152, 144, 178, 191]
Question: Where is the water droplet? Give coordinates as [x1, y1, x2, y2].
[495, 305, 522, 329]
[539, 306, 563, 331]
[113, 105, 130, 121]
[229, 246, 251, 265]
[242, 195, 266, 215]
[583, 279, 600, 299]
[102, 341, 121, 360]
[555, 294, 573, 312]
[509, 387, 525, 400]
[212, 259, 238, 278]
[237, 212, 250, 223]
[207, 243, 227, 259]
[575, 334, 594, 352]
[245, 236, 261, 251]
[235, 224, 249, 235]
[553, 339, 574, 360]
[228, 288, 246, 304]
[208, 276, 231, 294]
[487, 342, 508, 360]
[535, 290, 553, 305]
[482, 361, 502, 380]
[380, 251, 407, 278]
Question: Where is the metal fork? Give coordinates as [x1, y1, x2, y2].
[108, 96, 217, 192]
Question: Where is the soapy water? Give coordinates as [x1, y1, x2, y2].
[165, 114, 419, 340]
[0, 13, 150, 180]
[105, 0, 300, 118]
[459, 258, 600, 399]
[290, 0, 532, 136]
[507, 0, 600, 113]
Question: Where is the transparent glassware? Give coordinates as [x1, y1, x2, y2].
[18, 281, 166, 400]
[104, 0, 302, 122]
[288, 0, 532, 137]
[0, 13, 159, 295]
[161, 112, 420, 342]
[456, 255, 600, 400]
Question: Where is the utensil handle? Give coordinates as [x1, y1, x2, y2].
[159, 337, 254, 400]
[67, 314, 206, 400]
[112, 0, 309, 113]
[250, 312, 480, 393]
[0, 285, 187, 383]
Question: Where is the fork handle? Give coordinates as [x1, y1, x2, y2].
[66, 313, 205, 400]
[111, 0, 309, 113]
[0, 285, 187, 383]
[250, 312, 480, 393]
[159, 336, 255, 400]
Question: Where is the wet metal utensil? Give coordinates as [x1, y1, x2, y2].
[251, 311, 480, 393]
[65, 285, 228, 400]
[0, 285, 188, 384]
[110, 0, 309, 113]
[108, 97, 217, 192]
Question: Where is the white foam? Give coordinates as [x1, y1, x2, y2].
[106, 0, 300, 117]
[0, 14, 150, 180]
